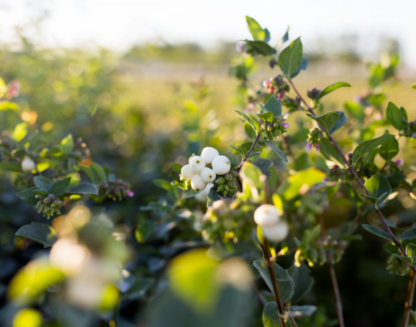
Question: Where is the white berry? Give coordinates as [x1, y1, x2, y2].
[212, 155, 231, 175]
[254, 204, 280, 226]
[200, 147, 219, 164]
[195, 183, 214, 203]
[21, 157, 36, 173]
[181, 164, 194, 180]
[191, 174, 206, 191]
[262, 222, 289, 242]
[200, 167, 216, 183]
[189, 156, 206, 173]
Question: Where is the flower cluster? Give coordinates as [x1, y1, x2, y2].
[281, 96, 302, 112]
[305, 128, 322, 151]
[315, 235, 346, 265]
[181, 147, 235, 202]
[6, 80, 21, 99]
[324, 165, 345, 182]
[262, 117, 290, 140]
[92, 179, 134, 203]
[263, 75, 290, 99]
[71, 137, 90, 162]
[254, 204, 288, 242]
[387, 254, 411, 276]
[35, 194, 63, 218]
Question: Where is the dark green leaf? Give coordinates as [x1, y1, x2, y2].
[385, 173, 406, 189]
[287, 264, 314, 303]
[257, 111, 275, 124]
[34, 176, 53, 191]
[342, 233, 363, 241]
[362, 224, 392, 242]
[379, 137, 399, 161]
[294, 152, 310, 171]
[278, 37, 303, 77]
[0, 162, 23, 172]
[386, 102, 404, 130]
[136, 221, 157, 243]
[81, 163, 107, 184]
[234, 110, 260, 133]
[262, 302, 280, 327]
[51, 177, 72, 196]
[207, 188, 223, 207]
[290, 57, 308, 78]
[154, 179, 174, 191]
[244, 40, 274, 56]
[352, 133, 395, 164]
[15, 222, 57, 248]
[364, 173, 391, 204]
[263, 96, 282, 116]
[253, 260, 294, 303]
[68, 182, 99, 195]
[16, 187, 40, 205]
[288, 305, 317, 318]
[318, 138, 345, 165]
[264, 138, 288, 162]
[244, 122, 256, 139]
[60, 134, 74, 156]
[307, 111, 347, 134]
[316, 82, 351, 101]
[402, 227, 416, 241]
[123, 277, 154, 300]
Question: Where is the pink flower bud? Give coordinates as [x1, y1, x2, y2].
[323, 177, 329, 182]
[236, 43, 245, 52]
[269, 87, 276, 94]
[282, 123, 290, 129]
[277, 93, 284, 100]
[126, 190, 134, 197]
[305, 143, 313, 151]
[374, 113, 382, 121]
[263, 80, 271, 88]
[395, 159, 404, 166]
[315, 144, 321, 151]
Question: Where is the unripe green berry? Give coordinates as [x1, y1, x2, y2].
[225, 173, 233, 181]
[216, 177, 225, 185]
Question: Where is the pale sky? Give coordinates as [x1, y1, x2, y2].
[1, 0, 416, 66]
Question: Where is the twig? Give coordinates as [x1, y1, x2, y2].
[236, 126, 264, 171]
[262, 238, 287, 327]
[287, 78, 416, 273]
[251, 282, 267, 306]
[402, 269, 416, 327]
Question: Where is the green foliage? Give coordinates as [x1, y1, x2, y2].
[316, 82, 351, 101]
[362, 224, 392, 242]
[278, 38, 303, 78]
[352, 133, 395, 164]
[362, 173, 391, 204]
[15, 222, 57, 248]
[306, 111, 347, 134]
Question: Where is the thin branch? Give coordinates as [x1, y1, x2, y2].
[262, 238, 287, 327]
[287, 78, 416, 273]
[236, 126, 264, 171]
[251, 281, 267, 306]
[328, 254, 345, 327]
[402, 269, 416, 327]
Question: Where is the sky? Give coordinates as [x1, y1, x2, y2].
[1, 0, 416, 66]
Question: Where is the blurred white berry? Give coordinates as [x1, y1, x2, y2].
[212, 155, 231, 175]
[188, 155, 195, 164]
[254, 204, 280, 226]
[21, 156, 36, 173]
[200, 167, 216, 183]
[200, 147, 219, 164]
[189, 156, 206, 173]
[195, 183, 214, 202]
[181, 164, 194, 180]
[191, 174, 206, 191]
[262, 221, 289, 242]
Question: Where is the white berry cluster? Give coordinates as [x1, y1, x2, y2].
[254, 204, 288, 242]
[180, 147, 231, 203]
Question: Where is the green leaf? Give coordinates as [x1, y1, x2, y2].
[60, 134, 74, 156]
[122, 277, 154, 300]
[244, 40, 274, 56]
[406, 244, 416, 263]
[234, 110, 260, 133]
[262, 302, 280, 327]
[81, 163, 107, 184]
[253, 260, 294, 303]
[263, 96, 282, 116]
[278, 37, 303, 77]
[344, 101, 365, 123]
[288, 264, 314, 303]
[401, 227, 416, 241]
[342, 233, 363, 241]
[307, 111, 347, 134]
[246, 16, 266, 41]
[364, 173, 391, 204]
[318, 138, 345, 165]
[280, 168, 326, 201]
[288, 305, 317, 318]
[290, 57, 308, 78]
[294, 152, 310, 171]
[16, 187, 41, 205]
[379, 137, 399, 161]
[50, 177, 72, 196]
[207, 188, 223, 207]
[15, 222, 57, 248]
[352, 133, 395, 164]
[257, 111, 275, 124]
[91, 104, 99, 117]
[362, 224, 392, 242]
[68, 182, 99, 195]
[0, 162, 23, 172]
[13, 122, 28, 142]
[264, 138, 288, 162]
[316, 82, 351, 101]
[244, 122, 256, 139]
[34, 176, 53, 191]
[154, 179, 174, 191]
[385, 173, 406, 189]
[386, 102, 405, 131]
[136, 220, 157, 243]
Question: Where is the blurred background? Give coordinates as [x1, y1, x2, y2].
[1, 1, 416, 326]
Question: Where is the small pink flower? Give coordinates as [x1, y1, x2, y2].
[395, 159, 404, 166]
[126, 190, 134, 197]
[263, 80, 271, 88]
[305, 143, 313, 151]
[374, 113, 382, 121]
[282, 123, 290, 129]
[269, 87, 276, 94]
[277, 93, 284, 100]
[323, 177, 329, 182]
[236, 43, 245, 52]
[315, 144, 321, 151]
[245, 102, 255, 113]
[10, 80, 21, 89]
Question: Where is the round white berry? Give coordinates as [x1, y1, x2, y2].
[191, 174, 206, 191]
[189, 156, 206, 173]
[212, 155, 231, 175]
[262, 222, 289, 242]
[200, 167, 216, 183]
[181, 164, 194, 180]
[21, 157, 36, 173]
[254, 204, 280, 226]
[195, 183, 214, 203]
[200, 147, 219, 164]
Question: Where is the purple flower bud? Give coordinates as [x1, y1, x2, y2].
[236, 43, 245, 52]
[305, 143, 313, 152]
[277, 93, 284, 100]
[395, 159, 404, 166]
[324, 177, 329, 182]
[315, 144, 321, 151]
[126, 190, 134, 197]
[282, 123, 290, 129]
